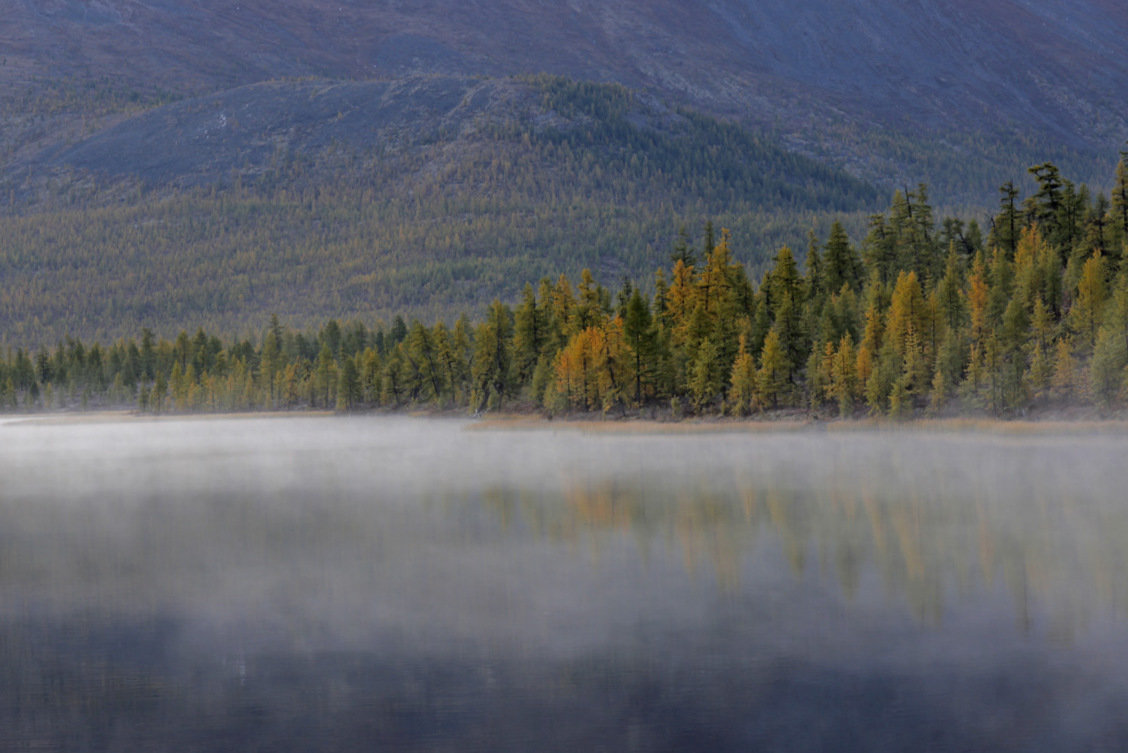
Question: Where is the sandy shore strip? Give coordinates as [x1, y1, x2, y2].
[0, 410, 335, 427]
[2, 410, 1128, 436]
[468, 413, 1128, 436]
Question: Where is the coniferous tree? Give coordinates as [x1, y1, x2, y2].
[471, 300, 514, 411]
[1027, 298, 1054, 399]
[863, 213, 896, 285]
[670, 225, 695, 267]
[766, 246, 805, 389]
[1089, 324, 1127, 407]
[572, 268, 606, 335]
[407, 320, 444, 404]
[689, 337, 721, 413]
[756, 328, 788, 409]
[824, 221, 863, 294]
[512, 283, 543, 389]
[623, 288, 656, 406]
[992, 182, 1021, 259]
[1112, 150, 1128, 247]
[336, 355, 361, 411]
[728, 334, 756, 416]
[1051, 337, 1077, 401]
[828, 336, 859, 417]
[261, 319, 283, 407]
[805, 229, 825, 303]
[314, 342, 337, 407]
[1027, 163, 1065, 255]
[1070, 251, 1107, 354]
[381, 345, 407, 406]
[551, 274, 577, 343]
[360, 348, 382, 405]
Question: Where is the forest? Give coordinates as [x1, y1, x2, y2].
[0, 76, 880, 345]
[1, 154, 1128, 419]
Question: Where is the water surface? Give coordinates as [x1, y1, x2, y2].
[2, 415, 1127, 751]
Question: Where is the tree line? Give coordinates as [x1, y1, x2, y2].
[2, 154, 1128, 418]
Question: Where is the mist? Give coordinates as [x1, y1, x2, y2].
[3, 415, 1128, 751]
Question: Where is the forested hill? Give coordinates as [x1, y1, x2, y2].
[0, 76, 880, 346]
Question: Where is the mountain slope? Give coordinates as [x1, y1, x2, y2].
[0, 76, 881, 345]
[2, 1, 1127, 344]
[15, 76, 876, 209]
[2, 0, 1126, 201]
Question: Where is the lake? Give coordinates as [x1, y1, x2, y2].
[2, 415, 1127, 751]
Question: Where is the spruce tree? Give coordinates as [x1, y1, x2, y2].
[824, 221, 862, 293]
[993, 181, 1021, 259]
[1111, 150, 1128, 244]
[336, 355, 361, 411]
[471, 300, 514, 411]
[623, 288, 656, 406]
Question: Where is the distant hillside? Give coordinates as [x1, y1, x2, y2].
[0, 76, 881, 345]
[2, 1, 1127, 344]
[7, 76, 877, 212]
[1, 0, 1126, 202]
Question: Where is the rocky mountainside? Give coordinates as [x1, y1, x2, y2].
[11, 76, 875, 209]
[2, 0, 1126, 201]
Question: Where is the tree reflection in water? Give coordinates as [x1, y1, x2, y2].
[1, 417, 1127, 751]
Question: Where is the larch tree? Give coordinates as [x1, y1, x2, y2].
[1026, 299, 1054, 397]
[966, 252, 991, 349]
[886, 270, 928, 360]
[1088, 324, 1127, 407]
[572, 268, 606, 335]
[407, 320, 444, 404]
[828, 335, 859, 417]
[551, 275, 577, 343]
[1051, 337, 1077, 400]
[756, 328, 788, 409]
[1070, 251, 1107, 354]
[689, 337, 721, 413]
[552, 326, 605, 411]
[728, 334, 756, 416]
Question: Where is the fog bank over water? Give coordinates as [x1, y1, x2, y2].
[3, 415, 1128, 751]
[3, 416, 1128, 638]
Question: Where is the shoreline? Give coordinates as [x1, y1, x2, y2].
[469, 413, 1128, 436]
[3, 408, 1128, 436]
[0, 410, 335, 427]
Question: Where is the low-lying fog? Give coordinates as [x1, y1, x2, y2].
[3, 414, 1128, 751]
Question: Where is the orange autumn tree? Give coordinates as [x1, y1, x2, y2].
[548, 317, 632, 412]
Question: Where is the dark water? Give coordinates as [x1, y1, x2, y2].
[2, 415, 1128, 752]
